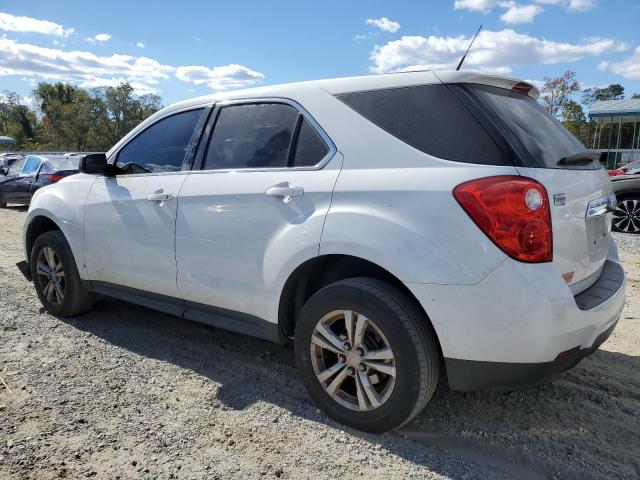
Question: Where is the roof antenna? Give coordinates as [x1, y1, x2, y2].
[456, 24, 482, 71]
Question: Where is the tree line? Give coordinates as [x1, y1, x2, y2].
[540, 70, 639, 144]
[0, 82, 162, 152]
[1, 75, 639, 153]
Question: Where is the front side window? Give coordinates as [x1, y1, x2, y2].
[116, 108, 203, 174]
[21, 157, 41, 176]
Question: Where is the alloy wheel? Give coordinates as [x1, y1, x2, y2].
[36, 246, 65, 305]
[613, 199, 640, 233]
[310, 310, 396, 411]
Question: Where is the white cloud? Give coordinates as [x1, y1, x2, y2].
[175, 64, 264, 90]
[566, 0, 596, 11]
[500, 4, 543, 23]
[86, 33, 111, 43]
[0, 38, 264, 95]
[598, 46, 640, 80]
[365, 17, 401, 33]
[135, 42, 145, 48]
[370, 29, 627, 74]
[0, 12, 74, 36]
[454, 0, 596, 19]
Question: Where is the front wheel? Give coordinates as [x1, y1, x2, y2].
[612, 195, 640, 233]
[294, 278, 440, 433]
[30, 230, 95, 316]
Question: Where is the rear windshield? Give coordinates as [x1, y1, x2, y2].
[336, 84, 510, 166]
[46, 157, 79, 171]
[466, 84, 593, 169]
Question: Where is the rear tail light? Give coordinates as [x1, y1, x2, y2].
[512, 82, 533, 95]
[44, 173, 64, 183]
[453, 175, 553, 263]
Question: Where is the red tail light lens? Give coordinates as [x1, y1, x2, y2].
[453, 175, 552, 263]
[44, 173, 64, 183]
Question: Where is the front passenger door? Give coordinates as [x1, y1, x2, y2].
[84, 107, 205, 298]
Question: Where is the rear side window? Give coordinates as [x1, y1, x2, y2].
[22, 157, 41, 175]
[466, 84, 590, 169]
[204, 103, 330, 170]
[117, 108, 203, 174]
[294, 119, 329, 167]
[205, 103, 298, 169]
[337, 84, 509, 166]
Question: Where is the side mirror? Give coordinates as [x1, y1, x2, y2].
[0, 168, 5, 176]
[79, 153, 109, 175]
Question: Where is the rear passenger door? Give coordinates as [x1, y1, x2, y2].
[176, 100, 342, 320]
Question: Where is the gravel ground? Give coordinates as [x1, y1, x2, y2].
[1, 206, 639, 480]
[612, 232, 640, 255]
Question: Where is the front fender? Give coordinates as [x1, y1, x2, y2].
[24, 174, 96, 279]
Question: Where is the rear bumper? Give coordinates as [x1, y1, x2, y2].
[405, 238, 626, 391]
[445, 319, 618, 391]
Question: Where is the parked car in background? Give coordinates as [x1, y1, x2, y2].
[608, 159, 640, 176]
[0, 152, 24, 172]
[20, 71, 626, 432]
[611, 173, 640, 233]
[0, 154, 79, 208]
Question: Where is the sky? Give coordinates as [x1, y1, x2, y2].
[0, 0, 639, 107]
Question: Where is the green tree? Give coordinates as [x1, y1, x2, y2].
[581, 84, 626, 107]
[541, 70, 580, 118]
[561, 100, 586, 138]
[0, 91, 37, 148]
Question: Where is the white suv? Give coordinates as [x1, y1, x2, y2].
[20, 71, 626, 432]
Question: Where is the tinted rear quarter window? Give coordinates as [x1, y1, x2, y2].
[337, 84, 509, 166]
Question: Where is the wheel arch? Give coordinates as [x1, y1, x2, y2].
[278, 254, 444, 358]
[25, 214, 63, 261]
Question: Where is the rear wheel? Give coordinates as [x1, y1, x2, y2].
[0, 193, 6, 208]
[612, 196, 640, 233]
[30, 230, 95, 316]
[294, 278, 440, 433]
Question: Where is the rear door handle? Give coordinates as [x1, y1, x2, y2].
[266, 184, 304, 202]
[147, 191, 174, 202]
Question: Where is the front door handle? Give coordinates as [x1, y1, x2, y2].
[266, 184, 304, 202]
[147, 191, 174, 202]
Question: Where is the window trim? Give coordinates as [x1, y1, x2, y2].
[196, 97, 336, 173]
[106, 106, 209, 178]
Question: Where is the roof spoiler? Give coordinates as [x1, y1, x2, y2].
[434, 72, 540, 100]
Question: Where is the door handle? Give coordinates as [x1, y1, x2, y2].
[147, 191, 174, 202]
[265, 184, 304, 202]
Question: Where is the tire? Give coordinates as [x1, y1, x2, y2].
[294, 277, 440, 433]
[30, 230, 95, 316]
[612, 195, 640, 234]
[0, 193, 6, 208]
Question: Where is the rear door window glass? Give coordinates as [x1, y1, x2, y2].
[21, 157, 41, 175]
[337, 84, 510, 166]
[294, 118, 329, 167]
[117, 108, 204, 174]
[205, 103, 299, 170]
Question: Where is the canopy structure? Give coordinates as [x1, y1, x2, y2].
[0, 136, 16, 144]
[587, 99, 640, 168]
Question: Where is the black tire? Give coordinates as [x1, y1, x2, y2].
[612, 195, 640, 234]
[294, 277, 440, 433]
[0, 193, 6, 208]
[30, 230, 95, 316]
